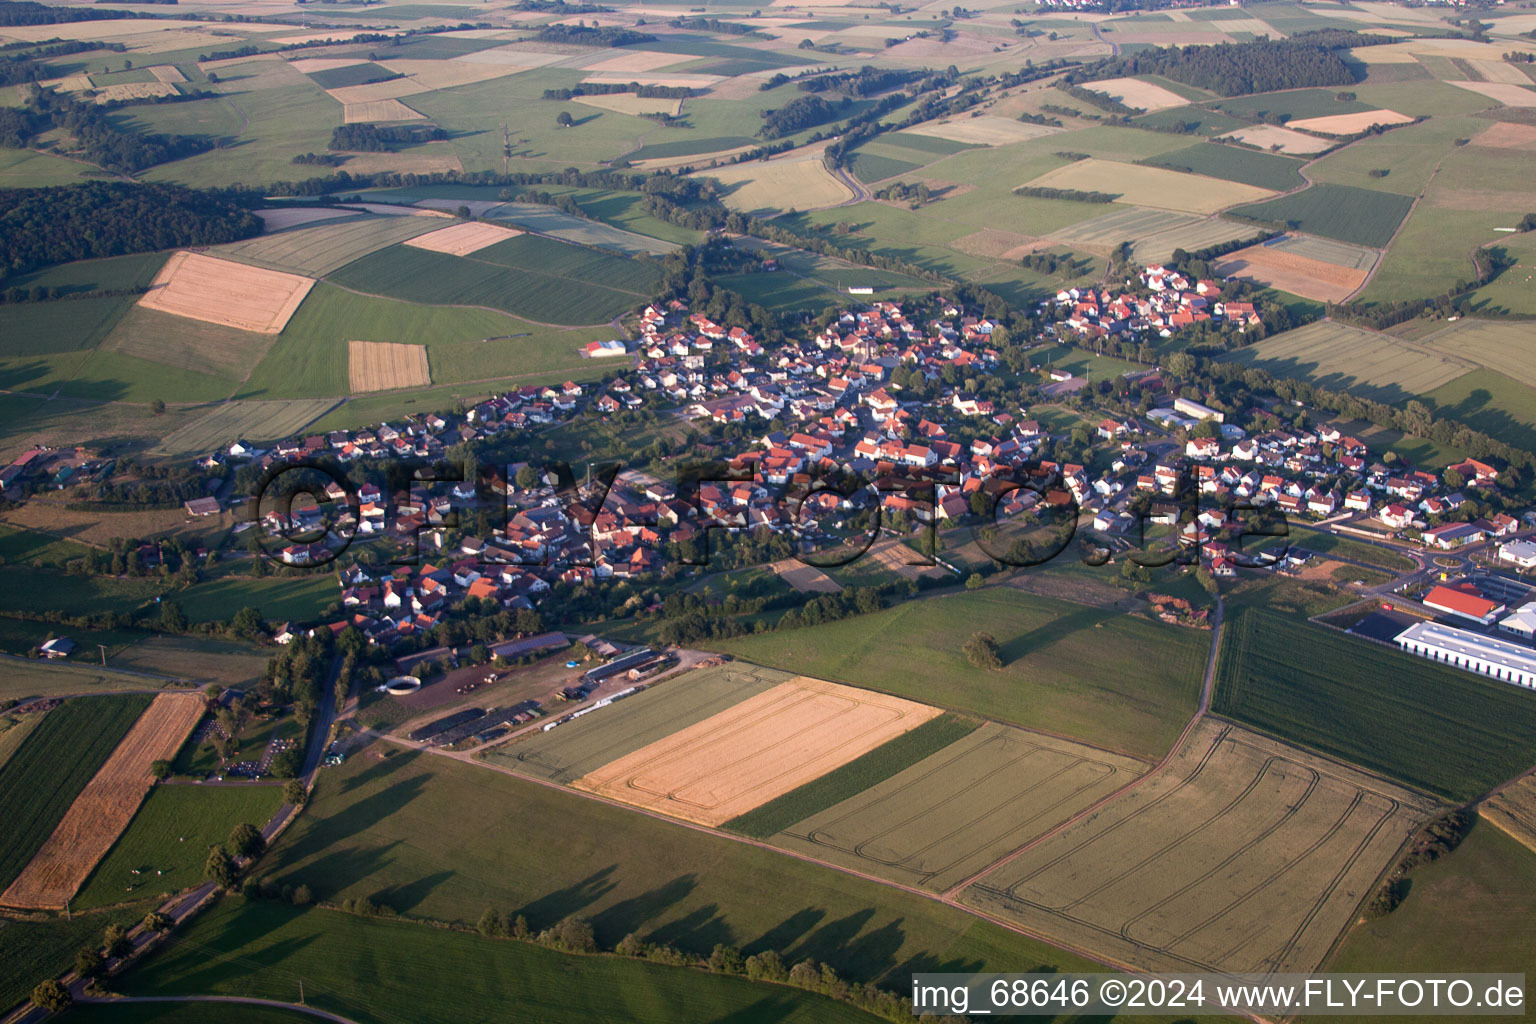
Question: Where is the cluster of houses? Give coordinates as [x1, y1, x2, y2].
[1043, 265, 1262, 342]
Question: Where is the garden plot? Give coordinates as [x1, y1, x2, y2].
[0, 693, 204, 910]
[773, 722, 1146, 892]
[572, 677, 942, 826]
[348, 340, 430, 393]
[963, 720, 1438, 974]
[137, 252, 314, 334]
[403, 220, 524, 256]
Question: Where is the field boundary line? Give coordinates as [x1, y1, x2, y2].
[940, 597, 1225, 899]
[76, 996, 360, 1024]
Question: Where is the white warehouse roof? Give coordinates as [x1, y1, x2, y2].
[1395, 620, 1536, 684]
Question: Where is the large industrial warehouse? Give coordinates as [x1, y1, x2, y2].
[1395, 620, 1536, 690]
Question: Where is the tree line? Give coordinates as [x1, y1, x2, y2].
[6, 86, 214, 174]
[330, 123, 447, 152]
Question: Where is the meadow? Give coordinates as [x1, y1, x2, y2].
[213, 214, 440, 277]
[1423, 368, 1536, 456]
[74, 783, 286, 910]
[1140, 141, 1307, 191]
[725, 713, 980, 839]
[0, 655, 188, 702]
[0, 694, 151, 890]
[1229, 184, 1414, 248]
[1213, 608, 1536, 801]
[1325, 824, 1536, 1008]
[151, 399, 339, 456]
[772, 721, 1149, 893]
[0, 900, 153, 1014]
[712, 587, 1209, 761]
[328, 236, 658, 325]
[118, 899, 882, 1024]
[178, 575, 336, 625]
[1417, 319, 1536, 389]
[237, 284, 606, 399]
[0, 567, 165, 620]
[261, 742, 1123, 988]
[1221, 320, 1475, 402]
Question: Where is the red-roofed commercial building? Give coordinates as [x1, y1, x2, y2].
[1422, 584, 1505, 626]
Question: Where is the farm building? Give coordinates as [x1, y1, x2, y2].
[40, 637, 75, 659]
[583, 647, 656, 683]
[1422, 584, 1505, 625]
[1395, 621, 1536, 689]
[489, 631, 569, 660]
[1499, 539, 1536, 569]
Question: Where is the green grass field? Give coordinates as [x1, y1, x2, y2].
[1141, 141, 1307, 190]
[1323, 824, 1536, 1012]
[327, 236, 657, 326]
[484, 662, 791, 783]
[178, 575, 336, 625]
[0, 654, 188, 702]
[1214, 608, 1536, 801]
[0, 901, 154, 1014]
[1220, 320, 1474, 404]
[236, 284, 606, 399]
[1229, 184, 1414, 248]
[151, 399, 339, 455]
[261, 742, 1119, 987]
[713, 588, 1207, 761]
[59, 1004, 320, 1024]
[1424, 368, 1536, 456]
[214, 215, 435, 278]
[74, 783, 286, 910]
[1212, 87, 1374, 120]
[0, 709, 43, 772]
[0, 567, 164, 620]
[118, 899, 881, 1024]
[0, 695, 152, 889]
[724, 713, 981, 839]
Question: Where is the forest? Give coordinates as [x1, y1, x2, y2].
[1072, 30, 1389, 96]
[330, 123, 448, 152]
[0, 1, 147, 25]
[533, 24, 655, 46]
[0, 182, 259, 279]
[758, 94, 841, 139]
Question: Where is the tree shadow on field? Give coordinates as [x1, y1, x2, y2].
[998, 604, 1112, 666]
[704, 996, 829, 1023]
[783, 907, 907, 976]
[745, 907, 826, 957]
[271, 774, 428, 877]
[516, 865, 618, 928]
[589, 873, 697, 943]
[371, 870, 455, 915]
[339, 747, 417, 793]
[285, 838, 403, 901]
[645, 902, 733, 953]
[888, 947, 998, 981]
[169, 912, 320, 995]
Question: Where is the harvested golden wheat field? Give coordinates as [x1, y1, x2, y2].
[0, 693, 204, 910]
[403, 220, 523, 256]
[1286, 109, 1416, 134]
[1213, 244, 1369, 302]
[349, 340, 431, 392]
[572, 677, 941, 826]
[138, 251, 315, 334]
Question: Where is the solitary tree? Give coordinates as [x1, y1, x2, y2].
[30, 981, 70, 1013]
[227, 822, 266, 860]
[556, 110, 574, 127]
[75, 946, 104, 980]
[283, 778, 307, 806]
[104, 923, 132, 959]
[205, 846, 237, 889]
[150, 759, 172, 781]
[963, 631, 1003, 670]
